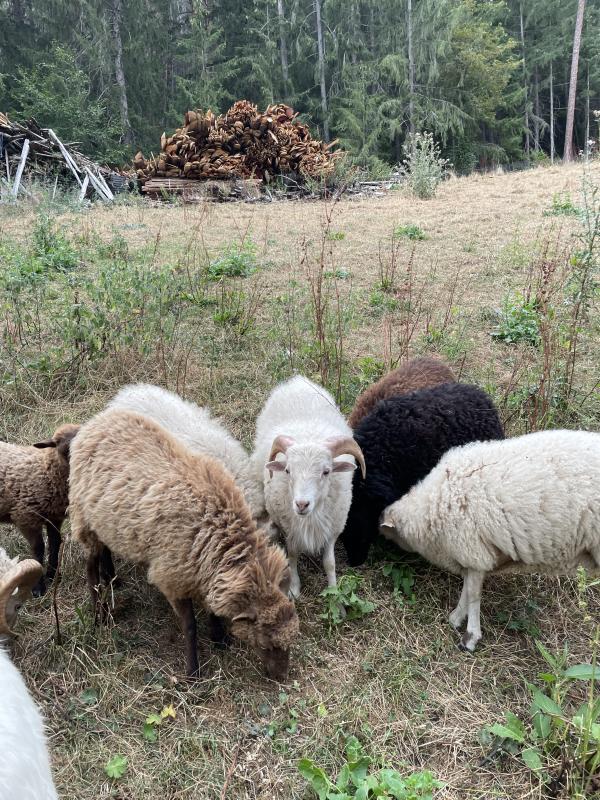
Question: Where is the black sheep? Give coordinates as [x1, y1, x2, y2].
[341, 382, 504, 566]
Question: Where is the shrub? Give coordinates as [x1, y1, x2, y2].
[491, 292, 541, 346]
[398, 132, 450, 200]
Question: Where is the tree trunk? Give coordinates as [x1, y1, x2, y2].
[550, 62, 555, 164]
[564, 0, 586, 161]
[584, 65, 590, 160]
[519, 3, 529, 157]
[407, 0, 415, 135]
[111, 0, 133, 146]
[315, 0, 329, 141]
[276, 0, 290, 94]
[533, 68, 540, 151]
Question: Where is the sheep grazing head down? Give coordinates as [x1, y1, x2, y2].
[33, 423, 81, 462]
[229, 546, 299, 681]
[379, 505, 414, 554]
[0, 552, 43, 636]
[266, 435, 366, 517]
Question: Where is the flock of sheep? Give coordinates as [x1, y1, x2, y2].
[1, 356, 599, 797]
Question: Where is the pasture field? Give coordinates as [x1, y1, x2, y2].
[1, 161, 600, 800]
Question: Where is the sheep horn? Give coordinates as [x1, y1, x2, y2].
[0, 560, 43, 636]
[268, 435, 296, 463]
[325, 436, 366, 478]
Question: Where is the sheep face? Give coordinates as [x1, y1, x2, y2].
[379, 505, 413, 552]
[231, 596, 299, 681]
[267, 442, 356, 518]
[33, 423, 81, 462]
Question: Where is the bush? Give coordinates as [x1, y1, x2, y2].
[399, 132, 450, 200]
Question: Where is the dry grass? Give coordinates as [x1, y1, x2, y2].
[1, 161, 600, 800]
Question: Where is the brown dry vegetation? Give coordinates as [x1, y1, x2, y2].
[1, 161, 600, 800]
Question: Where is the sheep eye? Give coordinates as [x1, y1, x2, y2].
[285, 467, 290, 474]
[322, 469, 330, 476]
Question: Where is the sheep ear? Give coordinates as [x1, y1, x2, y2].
[331, 460, 356, 473]
[32, 439, 57, 449]
[265, 460, 286, 479]
[232, 609, 257, 623]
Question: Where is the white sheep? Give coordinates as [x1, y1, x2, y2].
[380, 429, 600, 652]
[0, 548, 58, 799]
[251, 376, 365, 598]
[108, 383, 265, 519]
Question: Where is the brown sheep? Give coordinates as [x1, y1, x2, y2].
[0, 423, 80, 596]
[69, 409, 299, 680]
[348, 357, 456, 429]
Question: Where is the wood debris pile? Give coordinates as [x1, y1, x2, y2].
[134, 101, 340, 186]
[0, 112, 120, 201]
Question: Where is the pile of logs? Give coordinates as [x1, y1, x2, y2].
[0, 112, 119, 201]
[134, 101, 340, 187]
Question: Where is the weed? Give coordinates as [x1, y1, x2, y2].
[393, 224, 427, 241]
[326, 231, 346, 241]
[369, 289, 399, 313]
[398, 132, 451, 200]
[544, 191, 581, 217]
[319, 574, 376, 628]
[298, 735, 443, 799]
[207, 240, 259, 280]
[491, 292, 541, 346]
[382, 560, 416, 605]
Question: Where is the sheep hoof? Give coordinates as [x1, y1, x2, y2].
[458, 632, 478, 653]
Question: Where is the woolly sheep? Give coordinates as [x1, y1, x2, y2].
[0, 424, 80, 596]
[380, 429, 600, 652]
[69, 408, 299, 680]
[0, 549, 57, 800]
[348, 357, 456, 429]
[340, 382, 504, 566]
[108, 383, 265, 520]
[251, 376, 365, 599]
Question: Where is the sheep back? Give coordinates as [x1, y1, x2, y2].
[348, 357, 456, 429]
[385, 429, 600, 576]
[341, 382, 504, 566]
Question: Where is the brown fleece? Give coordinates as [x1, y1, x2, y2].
[0, 424, 80, 557]
[348, 357, 456, 429]
[69, 409, 299, 654]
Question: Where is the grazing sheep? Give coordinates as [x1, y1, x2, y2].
[341, 382, 504, 566]
[380, 429, 600, 651]
[251, 376, 365, 599]
[348, 357, 456, 429]
[69, 409, 299, 680]
[0, 549, 57, 800]
[0, 424, 80, 596]
[108, 383, 265, 519]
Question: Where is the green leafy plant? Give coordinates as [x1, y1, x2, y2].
[298, 735, 443, 798]
[142, 704, 176, 743]
[491, 292, 541, 346]
[398, 132, 451, 200]
[543, 192, 581, 217]
[326, 231, 346, 241]
[393, 224, 427, 241]
[207, 240, 260, 280]
[319, 574, 376, 627]
[382, 561, 415, 605]
[104, 754, 128, 780]
[481, 639, 600, 795]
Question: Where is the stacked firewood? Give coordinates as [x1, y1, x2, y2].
[134, 101, 340, 184]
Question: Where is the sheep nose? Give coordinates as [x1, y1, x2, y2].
[295, 499, 310, 514]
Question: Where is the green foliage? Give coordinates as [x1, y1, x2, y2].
[481, 639, 600, 795]
[382, 561, 416, 606]
[104, 755, 128, 780]
[491, 292, 541, 346]
[399, 133, 450, 200]
[298, 735, 443, 799]
[544, 192, 581, 217]
[393, 224, 427, 241]
[207, 241, 260, 280]
[319, 575, 376, 628]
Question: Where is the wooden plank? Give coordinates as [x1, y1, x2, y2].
[78, 173, 89, 202]
[11, 138, 29, 197]
[47, 128, 83, 187]
[94, 171, 114, 201]
[85, 168, 112, 202]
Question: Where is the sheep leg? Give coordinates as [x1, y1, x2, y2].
[99, 546, 117, 585]
[45, 522, 61, 584]
[459, 570, 485, 652]
[287, 548, 301, 599]
[25, 526, 46, 597]
[449, 579, 469, 630]
[172, 598, 200, 678]
[323, 541, 337, 588]
[208, 613, 230, 649]
[86, 552, 108, 623]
